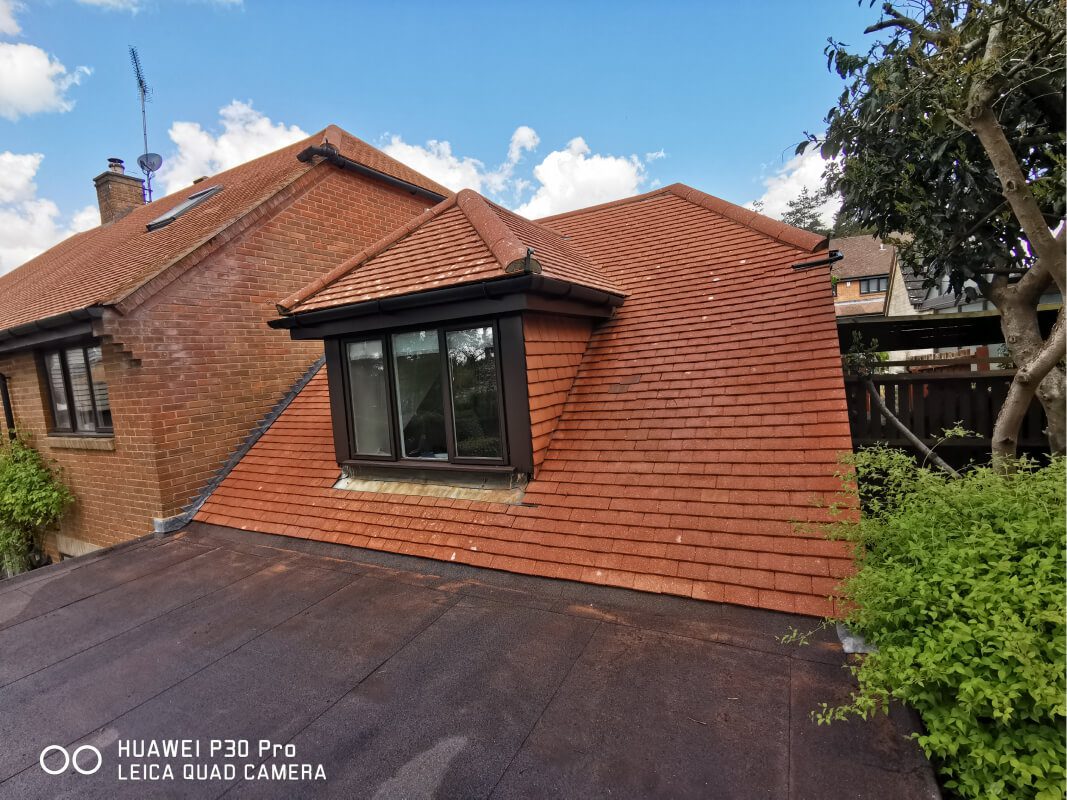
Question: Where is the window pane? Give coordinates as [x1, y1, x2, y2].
[65, 348, 97, 432]
[346, 340, 392, 457]
[44, 352, 71, 430]
[447, 327, 502, 459]
[392, 330, 447, 460]
[86, 346, 112, 430]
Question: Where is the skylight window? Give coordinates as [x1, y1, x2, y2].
[145, 185, 222, 232]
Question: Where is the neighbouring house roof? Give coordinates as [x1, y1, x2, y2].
[197, 183, 854, 616]
[0, 125, 450, 337]
[834, 298, 887, 317]
[278, 189, 626, 314]
[900, 268, 929, 307]
[830, 234, 895, 280]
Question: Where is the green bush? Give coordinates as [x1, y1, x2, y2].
[820, 447, 1065, 800]
[0, 434, 73, 576]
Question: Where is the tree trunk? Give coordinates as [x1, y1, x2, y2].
[967, 73, 1067, 465]
[991, 294, 1067, 468]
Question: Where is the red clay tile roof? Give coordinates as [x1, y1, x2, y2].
[830, 234, 896, 280]
[279, 189, 625, 314]
[198, 182, 854, 617]
[0, 125, 449, 334]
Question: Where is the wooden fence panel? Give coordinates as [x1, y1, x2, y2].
[844, 373, 1048, 458]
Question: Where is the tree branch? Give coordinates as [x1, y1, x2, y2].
[864, 5, 952, 43]
[967, 23, 1066, 295]
[1014, 257, 1052, 305]
[862, 378, 960, 477]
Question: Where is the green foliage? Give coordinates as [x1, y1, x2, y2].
[780, 186, 833, 237]
[814, 1, 1065, 297]
[841, 331, 889, 376]
[0, 434, 73, 575]
[821, 447, 1066, 799]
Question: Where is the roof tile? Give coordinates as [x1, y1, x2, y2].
[198, 183, 854, 616]
[282, 189, 624, 314]
[0, 125, 448, 333]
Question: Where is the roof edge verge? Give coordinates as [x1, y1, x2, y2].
[665, 184, 827, 253]
[455, 190, 541, 274]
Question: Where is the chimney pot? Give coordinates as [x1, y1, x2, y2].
[107, 157, 125, 174]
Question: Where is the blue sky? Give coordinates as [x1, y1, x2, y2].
[0, 0, 882, 272]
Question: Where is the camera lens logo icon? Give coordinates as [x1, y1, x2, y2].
[39, 745, 103, 776]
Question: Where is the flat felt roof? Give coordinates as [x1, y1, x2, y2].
[0, 524, 937, 799]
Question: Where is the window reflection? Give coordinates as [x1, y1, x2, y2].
[392, 330, 447, 459]
[447, 327, 502, 459]
[347, 339, 392, 457]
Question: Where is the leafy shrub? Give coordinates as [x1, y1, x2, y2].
[820, 447, 1065, 800]
[0, 434, 73, 576]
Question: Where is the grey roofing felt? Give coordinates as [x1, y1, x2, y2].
[0, 523, 939, 799]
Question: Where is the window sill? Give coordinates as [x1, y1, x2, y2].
[336, 461, 527, 504]
[46, 434, 115, 451]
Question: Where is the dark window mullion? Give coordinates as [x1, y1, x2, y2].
[491, 320, 509, 462]
[439, 328, 458, 461]
[58, 350, 78, 433]
[81, 348, 100, 432]
[384, 336, 401, 462]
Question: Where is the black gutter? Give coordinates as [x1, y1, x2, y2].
[0, 306, 107, 345]
[297, 145, 447, 204]
[0, 372, 15, 440]
[269, 274, 625, 331]
[792, 249, 843, 271]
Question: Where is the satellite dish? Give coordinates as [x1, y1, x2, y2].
[138, 152, 163, 174]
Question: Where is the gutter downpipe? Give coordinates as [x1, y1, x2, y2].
[0, 373, 15, 440]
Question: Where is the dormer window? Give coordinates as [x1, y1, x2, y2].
[341, 322, 507, 467]
[146, 185, 222, 231]
[273, 189, 627, 484]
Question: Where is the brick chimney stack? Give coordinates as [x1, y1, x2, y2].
[93, 158, 145, 225]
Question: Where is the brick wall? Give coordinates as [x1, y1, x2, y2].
[1, 165, 435, 555]
[833, 276, 886, 315]
[524, 314, 593, 473]
[0, 341, 163, 553]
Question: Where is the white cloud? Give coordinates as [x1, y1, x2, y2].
[74, 0, 242, 10]
[157, 100, 308, 194]
[747, 149, 840, 227]
[0, 43, 90, 120]
[0, 0, 21, 36]
[0, 151, 40, 203]
[0, 151, 97, 275]
[76, 0, 143, 9]
[515, 137, 648, 218]
[381, 124, 540, 197]
[384, 127, 657, 217]
[380, 136, 486, 194]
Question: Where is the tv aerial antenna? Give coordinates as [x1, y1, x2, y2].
[129, 46, 163, 202]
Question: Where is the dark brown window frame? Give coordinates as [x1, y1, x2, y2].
[336, 318, 510, 469]
[859, 275, 889, 295]
[40, 344, 113, 436]
[325, 313, 534, 478]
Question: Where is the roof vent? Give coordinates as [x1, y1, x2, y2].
[146, 185, 222, 232]
[192, 175, 209, 185]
